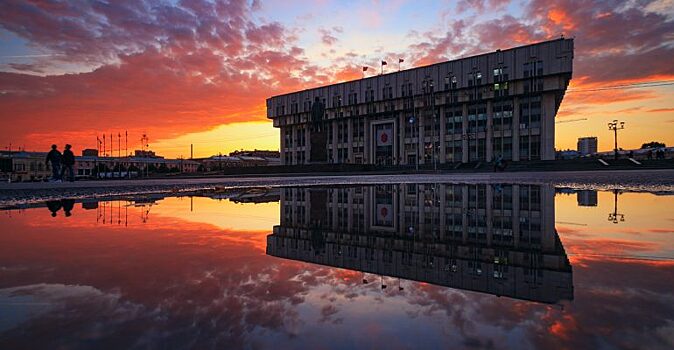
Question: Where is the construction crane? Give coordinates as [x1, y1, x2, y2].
[556, 118, 588, 124]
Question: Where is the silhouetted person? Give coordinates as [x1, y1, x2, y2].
[629, 150, 634, 159]
[45, 144, 62, 181]
[60, 144, 75, 182]
[647, 149, 653, 160]
[61, 199, 75, 217]
[46, 200, 62, 217]
[493, 154, 506, 172]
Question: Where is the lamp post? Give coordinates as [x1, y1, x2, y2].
[408, 115, 418, 171]
[421, 77, 438, 171]
[607, 189, 625, 224]
[608, 120, 625, 160]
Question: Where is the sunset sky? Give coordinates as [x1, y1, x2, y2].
[1, 0, 673, 158]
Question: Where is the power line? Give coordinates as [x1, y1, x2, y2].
[567, 80, 674, 93]
[555, 118, 587, 124]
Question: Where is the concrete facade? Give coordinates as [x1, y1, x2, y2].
[267, 38, 574, 166]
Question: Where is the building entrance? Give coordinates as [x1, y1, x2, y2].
[373, 123, 394, 166]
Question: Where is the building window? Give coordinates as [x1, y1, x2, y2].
[348, 92, 358, 105]
[333, 95, 342, 107]
[530, 135, 541, 160]
[477, 138, 486, 160]
[284, 129, 293, 148]
[492, 101, 513, 131]
[503, 137, 512, 159]
[520, 135, 530, 159]
[523, 61, 543, 78]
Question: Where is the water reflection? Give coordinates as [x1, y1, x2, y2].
[0, 184, 672, 349]
[268, 184, 573, 304]
[607, 189, 626, 224]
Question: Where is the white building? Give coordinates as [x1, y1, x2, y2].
[577, 137, 598, 156]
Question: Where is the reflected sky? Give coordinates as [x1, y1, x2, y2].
[0, 185, 673, 349]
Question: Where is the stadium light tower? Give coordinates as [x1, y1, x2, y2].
[608, 120, 625, 160]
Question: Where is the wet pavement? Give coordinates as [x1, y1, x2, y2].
[2, 169, 674, 207]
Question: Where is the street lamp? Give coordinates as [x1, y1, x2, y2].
[408, 115, 418, 171]
[608, 120, 625, 160]
[607, 189, 625, 224]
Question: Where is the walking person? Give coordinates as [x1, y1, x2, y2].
[60, 144, 75, 182]
[45, 144, 62, 182]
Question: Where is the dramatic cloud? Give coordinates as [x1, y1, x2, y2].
[0, 0, 672, 154]
[318, 27, 340, 46]
[456, 0, 512, 13]
[0, 0, 330, 150]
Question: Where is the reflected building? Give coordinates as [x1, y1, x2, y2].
[267, 183, 573, 304]
[577, 190, 598, 207]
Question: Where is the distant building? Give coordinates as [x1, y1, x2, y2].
[0, 151, 51, 182]
[229, 149, 280, 158]
[198, 153, 280, 170]
[267, 38, 574, 165]
[0, 150, 199, 182]
[134, 150, 161, 158]
[577, 190, 598, 206]
[556, 149, 580, 160]
[577, 137, 597, 156]
[82, 149, 98, 157]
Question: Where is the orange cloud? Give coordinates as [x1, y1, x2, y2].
[648, 108, 674, 113]
[1, 0, 673, 155]
[547, 8, 576, 31]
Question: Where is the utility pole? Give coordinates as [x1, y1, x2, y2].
[608, 120, 625, 160]
[141, 133, 149, 178]
[95, 136, 99, 179]
[125, 131, 129, 178]
[118, 132, 121, 178]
